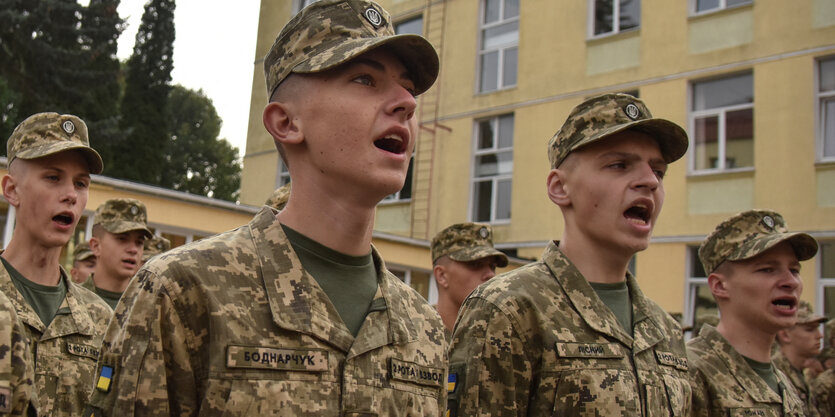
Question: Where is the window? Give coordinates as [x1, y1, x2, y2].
[471, 114, 513, 222]
[276, 157, 290, 187]
[591, 0, 641, 37]
[684, 245, 718, 338]
[693, 0, 752, 14]
[294, 0, 319, 13]
[819, 242, 835, 318]
[819, 57, 835, 161]
[479, 0, 519, 93]
[690, 72, 754, 172]
[395, 15, 423, 35]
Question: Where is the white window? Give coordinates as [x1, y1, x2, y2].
[684, 245, 718, 338]
[276, 157, 290, 187]
[471, 114, 513, 223]
[382, 156, 414, 202]
[690, 72, 754, 173]
[693, 0, 752, 14]
[591, 0, 641, 37]
[818, 242, 835, 318]
[819, 57, 835, 161]
[479, 0, 519, 93]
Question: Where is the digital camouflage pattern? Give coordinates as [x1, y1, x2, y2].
[73, 241, 95, 263]
[430, 222, 507, 267]
[772, 350, 816, 416]
[0, 264, 111, 417]
[85, 207, 448, 416]
[688, 325, 806, 417]
[142, 235, 171, 262]
[447, 242, 691, 416]
[6, 112, 103, 174]
[794, 300, 826, 325]
[93, 198, 153, 238]
[698, 209, 818, 274]
[547, 93, 689, 168]
[811, 368, 835, 417]
[0, 290, 37, 415]
[264, 183, 291, 211]
[263, 0, 438, 97]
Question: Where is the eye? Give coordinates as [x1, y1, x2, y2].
[75, 179, 89, 189]
[757, 267, 775, 274]
[653, 169, 666, 179]
[607, 162, 626, 169]
[352, 74, 374, 87]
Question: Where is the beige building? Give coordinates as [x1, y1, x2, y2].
[241, 0, 835, 328]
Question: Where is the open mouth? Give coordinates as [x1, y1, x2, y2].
[373, 133, 406, 155]
[624, 204, 650, 225]
[772, 297, 797, 311]
[122, 258, 137, 266]
[52, 214, 74, 226]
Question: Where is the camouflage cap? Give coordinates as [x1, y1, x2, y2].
[72, 241, 95, 262]
[7, 112, 103, 174]
[796, 300, 826, 325]
[547, 93, 689, 168]
[699, 209, 818, 274]
[827, 318, 835, 341]
[264, 0, 439, 97]
[265, 183, 291, 211]
[93, 198, 153, 238]
[431, 223, 508, 267]
[142, 235, 171, 261]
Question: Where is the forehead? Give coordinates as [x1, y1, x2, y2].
[735, 241, 799, 266]
[15, 150, 91, 175]
[578, 129, 664, 159]
[331, 47, 412, 79]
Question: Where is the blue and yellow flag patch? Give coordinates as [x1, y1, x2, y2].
[447, 372, 457, 393]
[96, 365, 113, 392]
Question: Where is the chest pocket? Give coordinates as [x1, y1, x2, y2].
[727, 407, 781, 417]
[645, 351, 691, 417]
[36, 339, 100, 417]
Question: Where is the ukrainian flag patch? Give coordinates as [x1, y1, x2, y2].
[447, 373, 457, 393]
[96, 366, 113, 392]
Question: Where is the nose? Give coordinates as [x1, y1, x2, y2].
[387, 84, 417, 121]
[778, 269, 802, 291]
[633, 164, 660, 191]
[61, 182, 78, 205]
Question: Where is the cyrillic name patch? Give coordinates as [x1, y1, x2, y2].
[655, 351, 688, 371]
[67, 342, 100, 360]
[389, 358, 443, 387]
[728, 407, 772, 417]
[226, 346, 328, 372]
[0, 386, 10, 413]
[555, 342, 623, 358]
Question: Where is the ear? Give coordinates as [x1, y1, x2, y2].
[546, 169, 571, 207]
[433, 265, 449, 289]
[2, 174, 20, 208]
[89, 237, 102, 257]
[708, 272, 729, 301]
[776, 329, 791, 344]
[263, 102, 303, 148]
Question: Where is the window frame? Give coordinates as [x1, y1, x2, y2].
[817, 56, 835, 163]
[588, 0, 642, 39]
[469, 114, 514, 224]
[683, 245, 718, 339]
[275, 156, 291, 188]
[690, 0, 753, 16]
[477, 0, 520, 94]
[816, 240, 835, 319]
[688, 71, 755, 175]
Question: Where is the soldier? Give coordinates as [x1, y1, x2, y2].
[84, 1, 445, 415]
[447, 93, 692, 416]
[0, 291, 37, 415]
[69, 241, 96, 284]
[821, 318, 835, 370]
[0, 112, 111, 416]
[773, 300, 827, 415]
[265, 183, 291, 211]
[83, 198, 152, 310]
[430, 222, 507, 332]
[688, 209, 817, 416]
[140, 235, 170, 267]
[811, 362, 835, 416]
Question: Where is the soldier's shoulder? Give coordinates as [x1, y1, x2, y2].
[144, 226, 255, 276]
[472, 260, 553, 300]
[69, 281, 112, 312]
[384, 272, 444, 328]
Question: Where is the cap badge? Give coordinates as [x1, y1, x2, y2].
[62, 120, 75, 134]
[156, 242, 164, 250]
[762, 215, 775, 230]
[130, 205, 139, 215]
[364, 7, 383, 28]
[478, 227, 489, 239]
[624, 103, 641, 121]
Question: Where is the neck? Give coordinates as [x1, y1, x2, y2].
[558, 233, 631, 284]
[3, 236, 63, 286]
[716, 318, 776, 362]
[781, 346, 808, 370]
[435, 292, 460, 332]
[91, 270, 131, 293]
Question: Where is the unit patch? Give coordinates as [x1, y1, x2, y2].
[389, 358, 443, 387]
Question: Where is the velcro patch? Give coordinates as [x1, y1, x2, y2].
[67, 342, 100, 360]
[389, 358, 444, 387]
[447, 372, 457, 393]
[555, 342, 623, 358]
[96, 365, 113, 393]
[728, 407, 775, 417]
[655, 351, 688, 371]
[226, 346, 328, 372]
[0, 386, 10, 413]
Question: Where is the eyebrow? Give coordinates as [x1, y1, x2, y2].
[348, 57, 415, 85]
[597, 151, 667, 166]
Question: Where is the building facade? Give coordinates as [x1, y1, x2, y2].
[241, 0, 835, 326]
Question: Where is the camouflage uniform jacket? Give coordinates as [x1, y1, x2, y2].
[810, 368, 834, 417]
[85, 207, 448, 416]
[0, 263, 112, 417]
[687, 325, 806, 417]
[772, 350, 816, 416]
[446, 241, 691, 416]
[0, 290, 37, 415]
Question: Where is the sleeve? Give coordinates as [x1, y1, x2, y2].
[0, 303, 36, 415]
[446, 296, 531, 417]
[84, 268, 202, 417]
[687, 359, 710, 417]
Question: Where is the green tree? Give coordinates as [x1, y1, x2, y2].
[161, 85, 240, 202]
[111, 0, 175, 183]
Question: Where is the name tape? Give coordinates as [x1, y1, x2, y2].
[226, 346, 328, 372]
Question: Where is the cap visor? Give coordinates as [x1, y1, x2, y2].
[449, 247, 509, 267]
[730, 232, 819, 263]
[15, 141, 103, 174]
[572, 118, 689, 164]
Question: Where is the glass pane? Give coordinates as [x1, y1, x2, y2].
[410, 270, 430, 300]
[476, 152, 513, 177]
[498, 114, 514, 148]
[472, 181, 493, 222]
[620, 0, 641, 31]
[480, 51, 499, 92]
[484, 0, 500, 24]
[483, 21, 519, 49]
[823, 242, 835, 278]
[502, 47, 518, 87]
[693, 73, 753, 110]
[825, 286, 835, 321]
[399, 156, 414, 199]
[478, 119, 495, 149]
[689, 246, 707, 277]
[692, 284, 719, 334]
[820, 58, 835, 92]
[727, 0, 752, 7]
[693, 115, 719, 170]
[504, 0, 519, 18]
[696, 0, 719, 12]
[395, 16, 423, 35]
[725, 108, 753, 168]
[594, 0, 614, 35]
[496, 179, 512, 220]
[825, 99, 835, 158]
